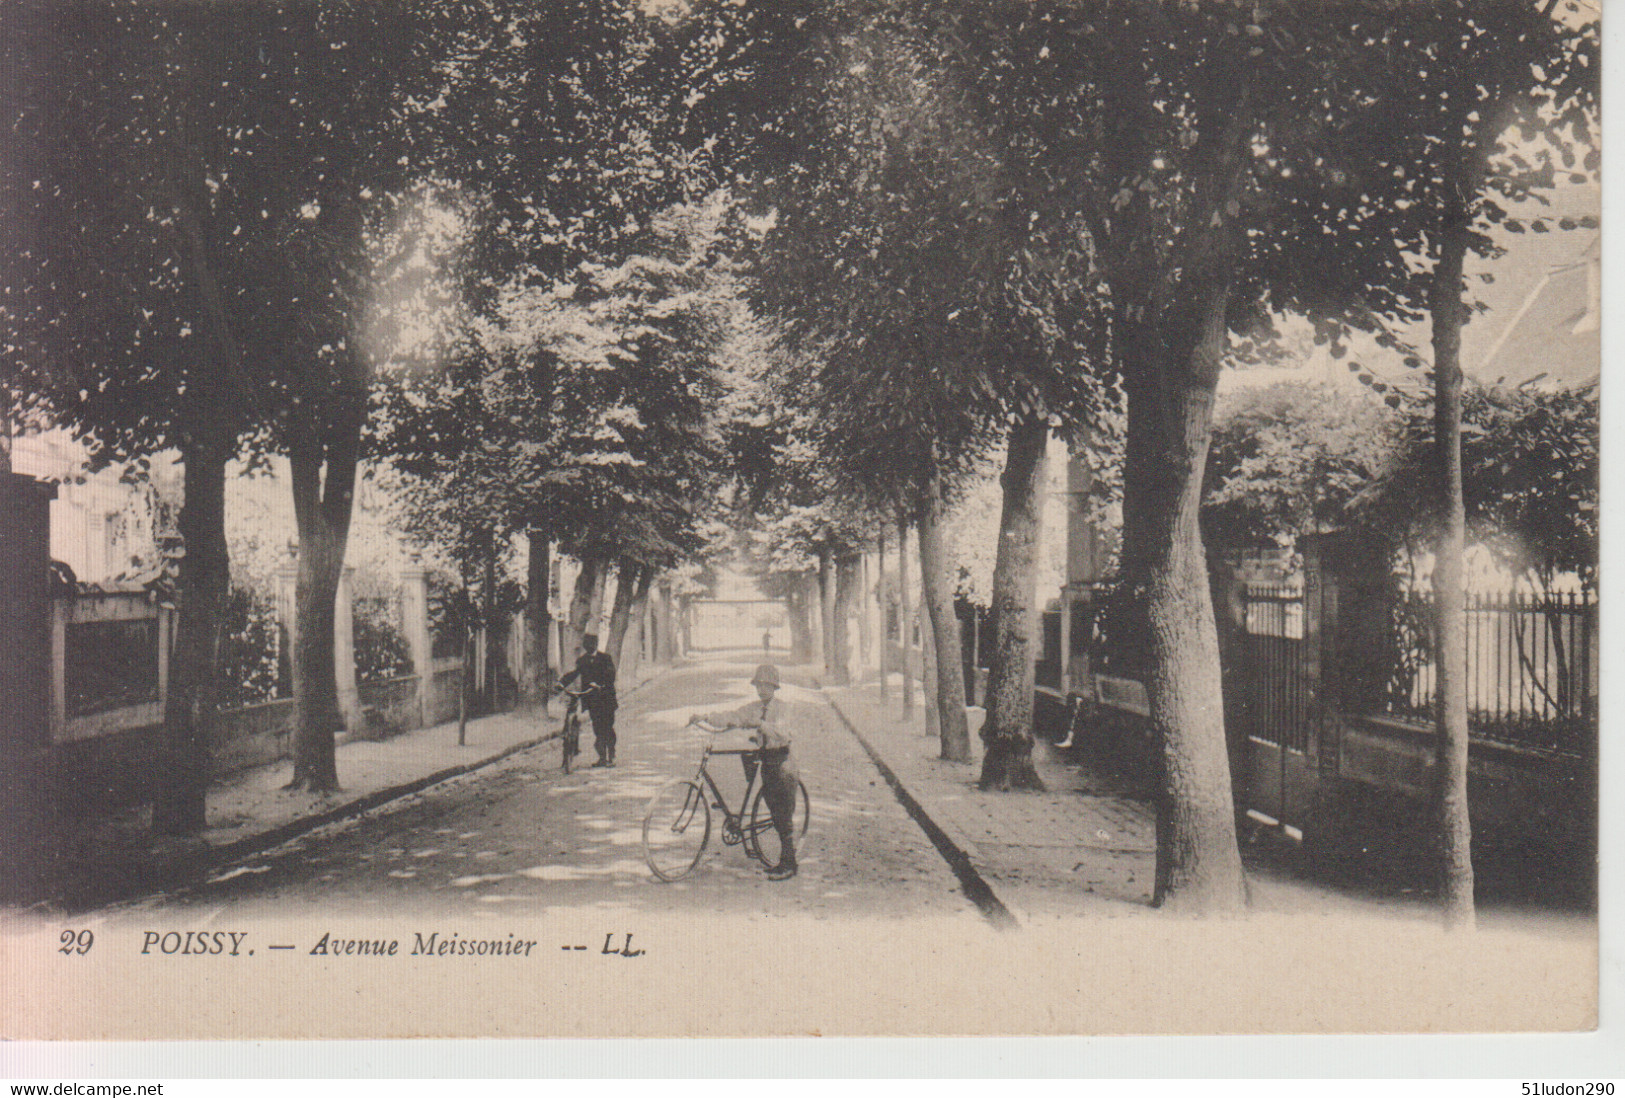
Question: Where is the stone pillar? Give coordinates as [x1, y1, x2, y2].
[875, 530, 890, 700]
[49, 599, 66, 743]
[1060, 586, 1091, 712]
[1057, 584, 1073, 697]
[400, 566, 433, 728]
[85, 510, 109, 583]
[1301, 535, 1344, 781]
[334, 565, 363, 733]
[1209, 553, 1248, 780]
[921, 598, 940, 740]
[157, 604, 174, 712]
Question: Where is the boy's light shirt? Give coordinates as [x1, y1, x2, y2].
[722, 694, 792, 750]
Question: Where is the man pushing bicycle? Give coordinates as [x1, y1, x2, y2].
[558, 633, 618, 767]
[687, 663, 799, 880]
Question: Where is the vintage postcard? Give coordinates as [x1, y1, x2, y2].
[0, 0, 1607, 1046]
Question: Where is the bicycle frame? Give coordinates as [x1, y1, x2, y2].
[559, 685, 594, 725]
[644, 733, 809, 881]
[558, 685, 590, 771]
[688, 740, 762, 836]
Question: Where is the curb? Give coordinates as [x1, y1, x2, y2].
[52, 670, 668, 913]
[818, 687, 1018, 931]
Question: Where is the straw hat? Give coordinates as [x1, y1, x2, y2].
[751, 663, 781, 689]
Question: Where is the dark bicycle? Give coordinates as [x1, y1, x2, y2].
[642, 727, 810, 882]
[556, 683, 592, 774]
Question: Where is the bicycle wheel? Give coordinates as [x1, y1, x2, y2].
[562, 714, 580, 774]
[643, 780, 711, 882]
[745, 779, 810, 869]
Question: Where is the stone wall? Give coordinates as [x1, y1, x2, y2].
[208, 674, 429, 777]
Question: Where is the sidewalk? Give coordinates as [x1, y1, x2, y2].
[38, 663, 674, 910]
[821, 675, 1157, 925]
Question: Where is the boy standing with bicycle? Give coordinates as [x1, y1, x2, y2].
[687, 663, 799, 880]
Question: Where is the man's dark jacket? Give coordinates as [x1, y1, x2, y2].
[563, 651, 617, 713]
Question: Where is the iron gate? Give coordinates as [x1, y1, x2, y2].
[1233, 583, 1316, 829]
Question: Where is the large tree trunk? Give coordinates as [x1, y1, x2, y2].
[818, 545, 839, 682]
[1431, 198, 1475, 932]
[855, 551, 874, 676]
[589, 563, 608, 634]
[919, 469, 971, 763]
[978, 415, 1049, 791]
[833, 555, 860, 686]
[150, 194, 238, 832]
[876, 526, 891, 700]
[606, 560, 643, 673]
[1122, 296, 1247, 915]
[654, 580, 676, 663]
[524, 532, 552, 703]
[897, 513, 914, 717]
[623, 568, 654, 683]
[151, 429, 230, 835]
[286, 384, 363, 792]
[785, 575, 815, 662]
[480, 531, 499, 713]
[564, 556, 598, 666]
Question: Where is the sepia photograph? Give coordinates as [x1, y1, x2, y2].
[0, 0, 1608, 1049]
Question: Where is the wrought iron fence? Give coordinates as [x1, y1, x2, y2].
[1386, 589, 1597, 754]
[1238, 584, 1312, 751]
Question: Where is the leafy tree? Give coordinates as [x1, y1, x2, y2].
[1203, 381, 1401, 554]
[391, 0, 729, 690]
[1454, 382, 1597, 592]
[1305, 0, 1598, 929]
[938, 0, 1331, 909]
[384, 195, 735, 698]
[494, 197, 733, 657]
[1186, 0, 1596, 924]
[217, 586, 282, 710]
[942, 0, 1590, 910]
[0, 0, 448, 821]
[734, 461, 876, 679]
[716, 312, 882, 679]
[3, 3, 246, 831]
[1208, 377, 1597, 595]
[1371, 381, 1597, 735]
[741, 7, 1107, 771]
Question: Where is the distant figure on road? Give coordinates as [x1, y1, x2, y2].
[688, 663, 799, 879]
[559, 633, 618, 767]
[762, 629, 772, 653]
